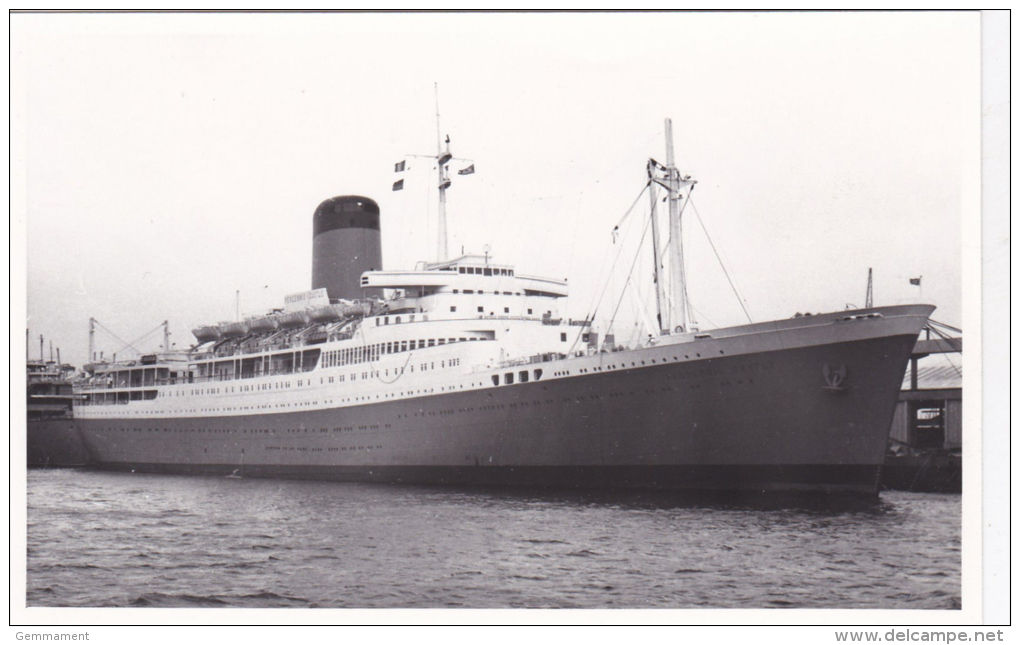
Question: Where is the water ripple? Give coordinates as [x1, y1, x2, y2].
[26, 469, 960, 608]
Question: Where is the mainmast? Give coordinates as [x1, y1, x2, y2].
[648, 118, 696, 333]
[435, 83, 452, 262]
[393, 85, 475, 263]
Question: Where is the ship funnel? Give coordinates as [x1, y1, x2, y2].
[312, 195, 382, 301]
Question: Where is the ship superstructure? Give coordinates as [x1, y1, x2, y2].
[78, 253, 588, 419]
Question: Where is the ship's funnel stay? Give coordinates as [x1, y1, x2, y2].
[312, 196, 382, 301]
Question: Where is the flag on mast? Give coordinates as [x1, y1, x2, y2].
[458, 164, 475, 175]
[909, 277, 922, 286]
[394, 160, 406, 172]
[392, 179, 404, 191]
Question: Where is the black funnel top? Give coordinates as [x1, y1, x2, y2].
[313, 196, 380, 236]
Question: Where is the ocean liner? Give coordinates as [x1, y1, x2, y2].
[27, 335, 89, 467]
[74, 120, 933, 495]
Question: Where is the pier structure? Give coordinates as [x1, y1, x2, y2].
[892, 336, 963, 451]
[883, 332, 962, 492]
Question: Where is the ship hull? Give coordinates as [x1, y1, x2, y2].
[27, 418, 90, 468]
[76, 332, 918, 495]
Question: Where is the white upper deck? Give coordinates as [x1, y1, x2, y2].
[360, 254, 568, 298]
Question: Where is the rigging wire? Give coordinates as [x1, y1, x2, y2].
[553, 128, 664, 283]
[123, 323, 169, 352]
[629, 266, 658, 340]
[687, 197, 754, 323]
[92, 319, 163, 357]
[582, 181, 651, 325]
[612, 180, 654, 232]
[605, 209, 655, 340]
[566, 181, 653, 356]
[688, 304, 717, 330]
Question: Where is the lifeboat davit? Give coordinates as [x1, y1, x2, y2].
[192, 325, 221, 342]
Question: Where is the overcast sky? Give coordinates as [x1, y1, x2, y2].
[13, 12, 979, 367]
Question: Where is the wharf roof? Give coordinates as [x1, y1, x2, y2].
[902, 353, 962, 390]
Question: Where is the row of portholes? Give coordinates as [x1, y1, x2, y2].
[550, 349, 729, 378]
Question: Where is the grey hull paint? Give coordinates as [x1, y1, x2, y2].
[76, 333, 918, 495]
[28, 418, 90, 467]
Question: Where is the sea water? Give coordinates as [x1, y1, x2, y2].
[25, 469, 960, 609]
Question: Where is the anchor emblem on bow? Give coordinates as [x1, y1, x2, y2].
[822, 363, 848, 392]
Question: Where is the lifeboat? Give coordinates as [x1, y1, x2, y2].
[219, 321, 249, 338]
[332, 301, 373, 318]
[308, 305, 341, 323]
[248, 315, 279, 333]
[277, 310, 309, 328]
[192, 325, 221, 342]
